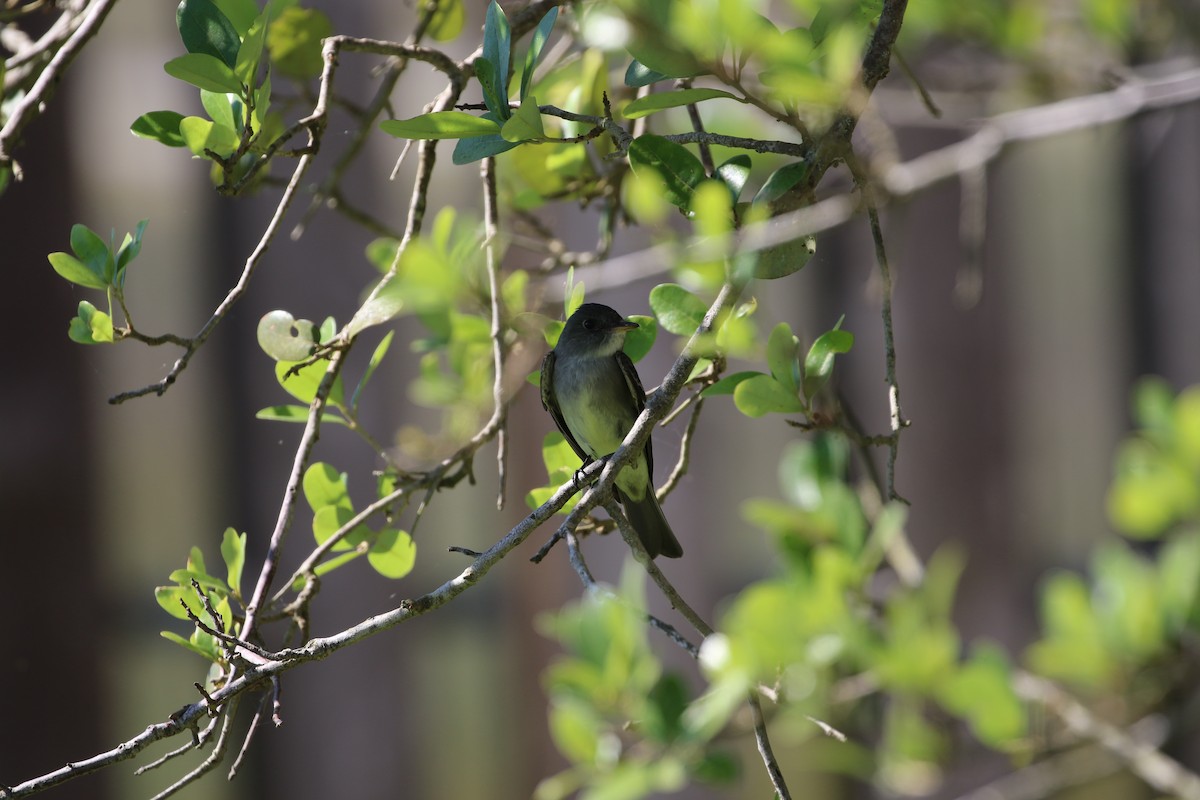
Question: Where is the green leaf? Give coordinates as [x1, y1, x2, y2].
[165, 52, 244, 94]
[114, 218, 149, 281]
[624, 59, 669, 88]
[368, 529, 417, 579]
[345, 276, 404, 338]
[380, 111, 502, 140]
[255, 404, 347, 425]
[428, 0, 465, 42]
[70, 223, 112, 282]
[715, 154, 752, 203]
[200, 89, 237, 131]
[68, 301, 114, 344]
[701, 370, 761, 397]
[275, 359, 346, 407]
[500, 94, 545, 142]
[49, 252, 107, 290]
[177, 0, 241, 67]
[628, 135, 706, 211]
[766, 322, 800, 396]
[753, 161, 810, 206]
[257, 309, 319, 361]
[803, 325, 853, 400]
[155, 585, 195, 621]
[313, 504, 370, 550]
[649, 283, 707, 335]
[733, 374, 804, 417]
[755, 234, 816, 280]
[234, 13, 268, 85]
[452, 130, 520, 164]
[179, 115, 241, 158]
[267, 6, 332, 79]
[482, 1, 511, 112]
[623, 315, 657, 363]
[160, 630, 219, 661]
[474, 57, 510, 122]
[938, 644, 1027, 747]
[131, 111, 187, 147]
[519, 6, 558, 100]
[304, 462, 352, 512]
[622, 88, 740, 119]
[220, 528, 246, 598]
[352, 330, 394, 411]
[212, 0, 258, 34]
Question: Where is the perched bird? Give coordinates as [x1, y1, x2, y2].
[541, 303, 683, 559]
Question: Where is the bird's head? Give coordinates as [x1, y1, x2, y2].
[558, 303, 639, 357]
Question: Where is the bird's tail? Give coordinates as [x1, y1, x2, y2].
[622, 491, 683, 559]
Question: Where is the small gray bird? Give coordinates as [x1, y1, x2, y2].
[541, 303, 683, 559]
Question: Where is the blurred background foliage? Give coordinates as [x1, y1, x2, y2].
[3, 0, 1200, 798]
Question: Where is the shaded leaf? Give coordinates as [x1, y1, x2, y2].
[628, 135, 705, 210]
[131, 111, 187, 147]
[177, 0, 241, 67]
[622, 88, 740, 119]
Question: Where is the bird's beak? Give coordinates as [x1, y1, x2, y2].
[613, 320, 639, 332]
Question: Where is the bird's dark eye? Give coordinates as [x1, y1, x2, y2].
[582, 319, 597, 331]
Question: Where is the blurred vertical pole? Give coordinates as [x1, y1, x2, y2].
[0, 75, 109, 800]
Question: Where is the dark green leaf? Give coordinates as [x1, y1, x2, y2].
[622, 88, 740, 119]
[520, 6, 558, 100]
[115, 219, 149, 277]
[753, 161, 810, 206]
[624, 59, 669, 88]
[754, 235, 816, 280]
[177, 0, 241, 67]
[628, 134, 706, 211]
[165, 53, 244, 93]
[474, 57, 510, 121]
[69, 223, 112, 282]
[380, 111, 502, 140]
[649, 283, 707, 335]
[131, 111, 187, 147]
[451, 132, 519, 165]
[482, 1, 511, 111]
[623, 315, 657, 363]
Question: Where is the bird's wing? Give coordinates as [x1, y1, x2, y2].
[615, 351, 653, 479]
[540, 349, 592, 465]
